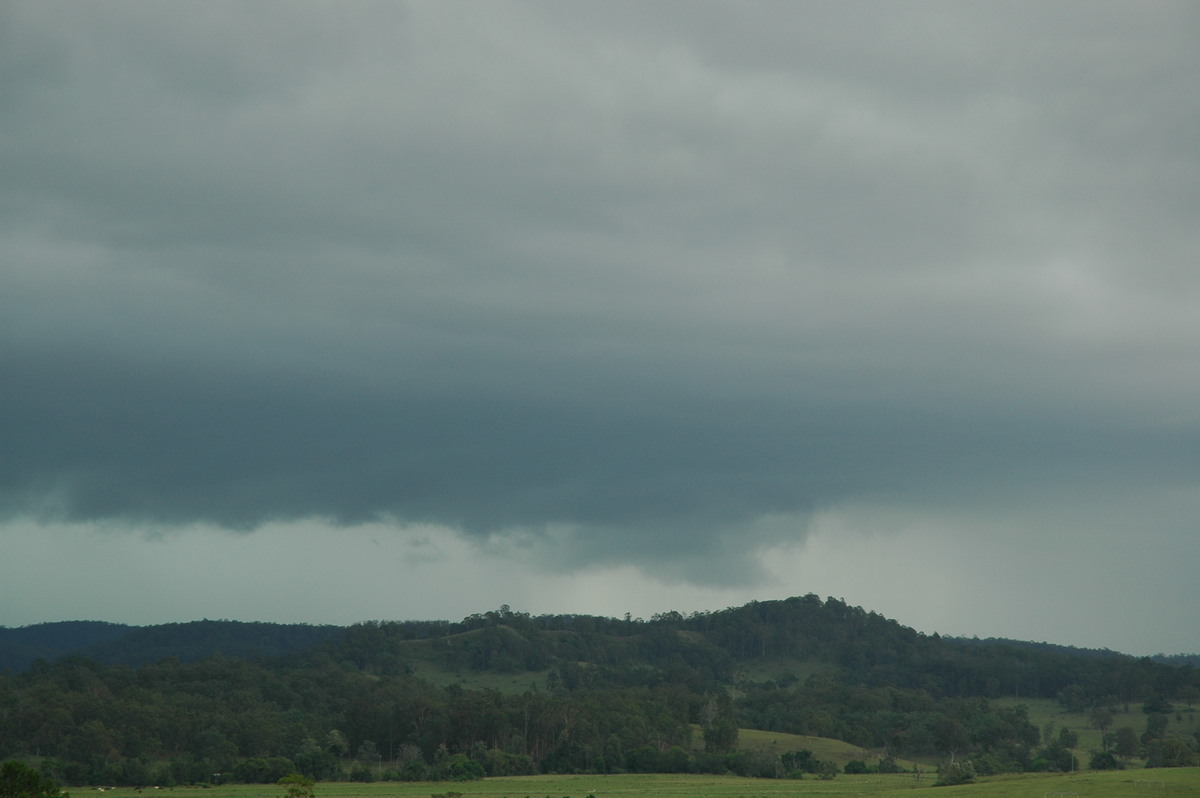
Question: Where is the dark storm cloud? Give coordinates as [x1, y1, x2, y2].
[3, 1, 1199, 583]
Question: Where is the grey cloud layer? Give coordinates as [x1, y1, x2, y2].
[3, 2, 1198, 581]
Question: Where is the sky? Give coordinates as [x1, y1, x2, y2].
[2, 1, 1198, 657]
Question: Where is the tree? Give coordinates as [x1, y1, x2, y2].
[354, 740, 379, 769]
[700, 694, 738, 754]
[325, 730, 349, 759]
[1089, 706, 1114, 745]
[1114, 726, 1139, 762]
[932, 718, 969, 764]
[1146, 737, 1197, 768]
[1144, 713, 1169, 741]
[877, 755, 902, 773]
[934, 759, 976, 786]
[1, 762, 68, 798]
[277, 773, 314, 798]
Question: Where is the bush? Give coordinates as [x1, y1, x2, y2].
[1146, 737, 1198, 768]
[400, 762, 428, 782]
[348, 764, 375, 782]
[438, 754, 483, 782]
[877, 756, 902, 774]
[934, 760, 975, 787]
[277, 774, 315, 798]
[843, 760, 868, 774]
[1, 761, 68, 798]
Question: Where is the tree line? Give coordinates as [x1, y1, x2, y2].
[0, 596, 1196, 785]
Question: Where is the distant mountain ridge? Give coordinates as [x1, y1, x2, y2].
[2, 610, 1195, 675]
[946, 635, 1198, 666]
[0, 621, 131, 672]
[0, 619, 339, 672]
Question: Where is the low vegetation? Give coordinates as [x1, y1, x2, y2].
[20, 769, 1200, 798]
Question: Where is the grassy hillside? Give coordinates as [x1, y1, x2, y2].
[731, 656, 835, 687]
[734, 726, 927, 771]
[992, 696, 1199, 761]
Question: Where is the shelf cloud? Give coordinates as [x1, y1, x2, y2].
[3, 1, 1198, 655]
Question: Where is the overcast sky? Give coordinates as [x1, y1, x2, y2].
[3, 1, 1198, 657]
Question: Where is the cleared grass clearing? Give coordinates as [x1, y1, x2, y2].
[734, 727, 927, 770]
[731, 657, 835, 687]
[373, 636, 550, 694]
[992, 696, 1200, 764]
[407, 664, 551, 694]
[85, 768, 1200, 798]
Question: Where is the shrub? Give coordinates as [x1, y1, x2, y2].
[1, 761, 68, 798]
[277, 773, 315, 798]
[934, 760, 975, 787]
[877, 756, 902, 774]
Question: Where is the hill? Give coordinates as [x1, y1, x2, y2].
[1, 596, 1197, 786]
[0, 619, 341, 671]
[0, 621, 130, 672]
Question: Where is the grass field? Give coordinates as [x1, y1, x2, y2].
[992, 696, 1200, 762]
[732, 727, 928, 771]
[731, 658, 835, 687]
[83, 768, 1200, 798]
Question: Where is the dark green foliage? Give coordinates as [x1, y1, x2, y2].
[0, 621, 338, 672]
[0, 623, 130, 672]
[779, 749, 818, 774]
[876, 755, 902, 773]
[435, 754, 483, 782]
[700, 693, 738, 754]
[1151, 653, 1200, 667]
[1114, 726, 1140, 760]
[1144, 712, 1170, 741]
[233, 757, 296, 784]
[1029, 726, 1080, 773]
[0, 761, 67, 798]
[934, 759, 975, 786]
[277, 773, 314, 798]
[1145, 736, 1198, 768]
[1, 596, 1197, 785]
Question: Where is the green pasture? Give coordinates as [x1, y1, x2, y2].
[733, 727, 928, 770]
[993, 696, 1200, 760]
[407, 663, 552, 695]
[731, 658, 835, 687]
[81, 768, 1200, 798]
[378, 638, 550, 694]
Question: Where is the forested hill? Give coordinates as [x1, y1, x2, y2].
[2, 596, 1198, 785]
[0, 619, 340, 672]
[0, 621, 131, 672]
[301, 597, 1198, 701]
[2, 598, 1196, 694]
